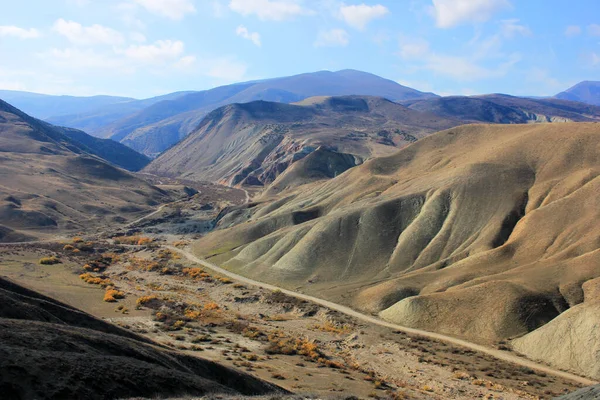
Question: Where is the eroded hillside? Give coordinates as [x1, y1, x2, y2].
[191, 122, 600, 379]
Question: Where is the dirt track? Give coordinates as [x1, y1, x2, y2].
[168, 245, 598, 387]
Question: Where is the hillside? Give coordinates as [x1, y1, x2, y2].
[555, 81, 600, 106]
[144, 95, 459, 187]
[0, 276, 282, 399]
[401, 94, 600, 123]
[68, 69, 438, 157]
[190, 122, 600, 379]
[0, 99, 170, 239]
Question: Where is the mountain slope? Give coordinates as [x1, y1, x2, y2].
[555, 81, 600, 106]
[401, 94, 600, 123]
[191, 122, 600, 379]
[0, 90, 134, 120]
[0, 97, 150, 171]
[0, 99, 170, 238]
[85, 70, 437, 157]
[144, 95, 459, 187]
[0, 277, 282, 399]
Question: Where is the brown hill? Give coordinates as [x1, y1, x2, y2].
[0, 277, 282, 399]
[144, 96, 459, 188]
[0, 99, 171, 239]
[191, 122, 600, 378]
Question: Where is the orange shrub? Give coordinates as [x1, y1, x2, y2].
[79, 273, 112, 287]
[104, 289, 125, 302]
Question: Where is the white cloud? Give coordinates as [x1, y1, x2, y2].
[565, 25, 581, 37]
[52, 19, 124, 45]
[500, 19, 531, 38]
[429, 0, 511, 28]
[129, 32, 147, 42]
[236, 25, 261, 46]
[398, 34, 520, 82]
[588, 24, 600, 37]
[398, 36, 429, 59]
[133, 0, 196, 20]
[314, 28, 349, 47]
[0, 26, 40, 39]
[339, 3, 388, 30]
[228, 0, 312, 21]
[174, 55, 196, 69]
[120, 40, 185, 63]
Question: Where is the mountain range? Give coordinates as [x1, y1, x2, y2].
[144, 95, 460, 188]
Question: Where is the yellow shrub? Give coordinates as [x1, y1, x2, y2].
[63, 244, 75, 251]
[39, 256, 61, 265]
[72, 237, 84, 243]
[204, 302, 219, 311]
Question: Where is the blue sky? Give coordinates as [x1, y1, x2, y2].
[0, 0, 599, 98]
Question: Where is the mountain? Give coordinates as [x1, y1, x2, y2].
[0, 90, 134, 120]
[0, 99, 170, 238]
[401, 94, 600, 123]
[45, 91, 195, 135]
[0, 277, 282, 399]
[191, 122, 600, 379]
[53, 70, 438, 157]
[144, 95, 459, 187]
[555, 81, 600, 106]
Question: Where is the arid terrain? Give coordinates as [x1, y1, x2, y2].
[2, 79, 600, 400]
[0, 234, 588, 400]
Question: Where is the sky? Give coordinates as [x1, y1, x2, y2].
[0, 0, 599, 98]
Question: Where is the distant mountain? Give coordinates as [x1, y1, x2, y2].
[0, 98, 169, 237]
[144, 95, 459, 188]
[0, 90, 134, 120]
[555, 81, 600, 106]
[46, 91, 195, 134]
[401, 94, 600, 123]
[50, 70, 439, 157]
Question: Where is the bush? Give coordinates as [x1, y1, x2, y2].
[39, 256, 61, 265]
[63, 244, 75, 251]
[72, 237, 84, 243]
[104, 289, 125, 302]
[136, 295, 160, 307]
[113, 235, 153, 246]
[79, 273, 112, 287]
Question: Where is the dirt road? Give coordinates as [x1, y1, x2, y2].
[168, 245, 598, 387]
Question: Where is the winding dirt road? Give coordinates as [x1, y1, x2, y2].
[168, 245, 598, 387]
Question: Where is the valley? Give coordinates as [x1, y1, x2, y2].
[2, 72, 600, 400]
